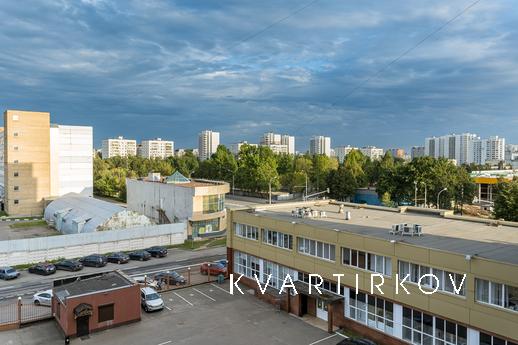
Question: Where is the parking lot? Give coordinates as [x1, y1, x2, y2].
[0, 282, 347, 345]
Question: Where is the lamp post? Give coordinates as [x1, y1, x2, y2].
[437, 188, 447, 209]
[268, 176, 277, 205]
[421, 182, 427, 207]
[414, 181, 418, 207]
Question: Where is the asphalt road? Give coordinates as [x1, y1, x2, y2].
[0, 247, 225, 303]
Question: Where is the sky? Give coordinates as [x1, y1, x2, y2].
[1, 0, 517, 152]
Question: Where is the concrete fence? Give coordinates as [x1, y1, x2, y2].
[0, 223, 187, 266]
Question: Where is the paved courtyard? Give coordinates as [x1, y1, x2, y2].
[0, 282, 348, 345]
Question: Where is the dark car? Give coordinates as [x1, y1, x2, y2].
[55, 260, 83, 272]
[337, 338, 377, 345]
[79, 254, 108, 267]
[107, 252, 130, 264]
[145, 246, 168, 258]
[28, 262, 56, 276]
[154, 271, 186, 286]
[129, 250, 151, 261]
[200, 262, 227, 276]
[0, 266, 20, 280]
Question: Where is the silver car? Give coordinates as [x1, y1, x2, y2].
[140, 287, 164, 312]
[0, 267, 20, 280]
[33, 290, 53, 306]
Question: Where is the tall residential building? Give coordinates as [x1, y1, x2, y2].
[281, 135, 295, 155]
[1, 110, 93, 216]
[309, 136, 331, 156]
[505, 144, 518, 162]
[101, 136, 137, 158]
[261, 132, 282, 146]
[411, 146, 425, 159]
[360, 146, 384, 160]
[198, 130, 220, 161]
[425, 133, 479, 165]
[388, 148, 405, 158]
[229, 141, 257, 155]
[260, 132, 295, 155]
[334, 145, 358, 163]
[474, 136, 506, 165]
[139, 138, 174, 159]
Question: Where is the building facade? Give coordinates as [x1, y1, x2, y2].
[260, 133, 295, 155]
[126, 172, 230, 239]
[227, 201, 518, 345]
[411, 146, 425, 159]
[1, 110, 92, 216]
[199, 130, 220, 161]
[101, 136, 137, 158]
[310, 136, 331, 157]
[424, 134, 479, 165]
[229, 141, 257, 155]
[139, 138, 174, 159]
[360, 146, 384, 160]
[388, 148, 406, 159]
[505, 145, 518, 162]
[334, 146, 358, 163]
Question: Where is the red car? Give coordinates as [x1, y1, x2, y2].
[200, 262, 227, 276]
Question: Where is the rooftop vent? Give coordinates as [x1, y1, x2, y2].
[390, 223, 422, 237]
[291, 207, 327, 219]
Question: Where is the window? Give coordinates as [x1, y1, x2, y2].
[403, 307, 467, 345]
[476, 279, 518, 312]
[12, 114, 19, 121]
[14, 200, 19, 205]
[191, 218, 219, 237]
[13, 132, 18, 137]
[298, 272, 338, 294]
[479, 333, 518, 345]
[202, 194, 225, 213]
[297, 237, 335, 261]
[14, 172, 19, 177]
[13, 146, 19, 151]
[234, 223, 259, 240]
[343, 247, 392, 276]
[398, 261, 466, 296]
[263, 229, 292, 250]
[348, 290, 394, 334]
[14, 186, 19, 191]
[13, 160, 19, 164]
[98, 304, 114, 322]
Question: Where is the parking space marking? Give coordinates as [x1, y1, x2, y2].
[210, 283, 231, 295]
[164, 305, 172, 311]
[335, 332, 348, 339]
[192, 287, 216, 301]
[173, 292, 193, 306]
[308, 334, 338, 345]
[157, 341, 172, 345]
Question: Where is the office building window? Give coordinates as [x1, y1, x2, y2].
[98, 304, 114, 322]
[262, 229, 293, 250]
[348, 290, 394, 335]
[402, 307, 467, 345]
[191, 218, 219, 237]
[342, 247, 392, 276]
[297, 237, 335, 261]
[14, 172, 19, 177]
[13, 160, 19, 164]
[14, 186, 19, 191]
[398, 261, 466, 296]
[202, 194, 225, 213]
[12, 115, 19, 121]
[475, 278, 518, 312]
[13, 146, 19, 151]
[480, 333, 518, 345]
[14, 200, 19, 205]
[13, 132, 19, 137]
[234, 223, 259, 240]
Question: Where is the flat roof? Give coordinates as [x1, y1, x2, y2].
[242, 202, 518, 266]
[54, 271, 133, 300]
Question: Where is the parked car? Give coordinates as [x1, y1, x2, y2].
[107, 252, 130, 264]
[140, 287, 164, 312]
[32, 289, 53, 306]
[55, 260, 83, 272]
[200, 262, 227, 276]
[28, 262, 56, 276]
[154, 271, 186, 286]
[133, 276, 161, 290]
[129, 250, 151, 261]
[146, 246, 168, 258]
[217, 259, 228, 267]
[337, 338, 377, 345]
[79, 254, 108, 267]
[0, 266, 20, 280]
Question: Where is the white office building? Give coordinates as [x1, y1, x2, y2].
[334, 146, 358, 163]
[139, 138, 174, 159]
[101, 136, 137, 158]
[309, 136, 331, 157]
[360, 146, 384, 160]
[199, 130, 220, 161]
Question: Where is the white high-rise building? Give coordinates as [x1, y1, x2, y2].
[281, 135, 295, 155]
[505, 144, 518, 162]
[259, 132, 295, 155]
[474, 136, 506, 164]
[411, 146, 425, 159]
[261, 132, 282, 146]
[101, 136, 137, 158]
[139, 138, 174, 159]
[309, 136, 331, 157]
[424, 133, 478, 164]
[360, 146, 384, 160]
[199, 130, 220, 160]
[229, 141, 257, 155]
[334, 145, 358, 163]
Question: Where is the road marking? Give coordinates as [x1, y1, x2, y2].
[210, 283, 231, 295]
[335, 332, 348, 339]
[309, 334, 337, 345]
[193, 287, 216, 301]
[173, 292, 193, 306]
[157, 341, 172, 345]
[164, 305, 172, 311]
[0, 286, 15, 291]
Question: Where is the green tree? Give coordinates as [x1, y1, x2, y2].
[311, 154, 338, 191]
[344, 150, 367, 187]
[493, 179, 518, 221]
[326, 164, 357, 200]
[235, 145, 279, 193]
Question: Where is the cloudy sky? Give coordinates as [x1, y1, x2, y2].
[1, 0, 517, 151]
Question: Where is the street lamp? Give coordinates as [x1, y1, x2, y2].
[268, 176, 277, 205]
[437, 188, 448, 209]
[414, 181, 418, 207]
[421, 182, 427, 207]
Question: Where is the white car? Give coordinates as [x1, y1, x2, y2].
[140, 287, 164, 312]
[33, 289, 53, 306]
[133, 276, 161, 290]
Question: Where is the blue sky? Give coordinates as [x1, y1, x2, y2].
[1, 0, 517, 151]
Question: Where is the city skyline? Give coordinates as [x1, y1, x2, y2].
[1, 1, 518, 150]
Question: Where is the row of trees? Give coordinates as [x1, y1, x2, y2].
[93, 144, 517, 221]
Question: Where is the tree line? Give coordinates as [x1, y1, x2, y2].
[93, 144, 518, 221]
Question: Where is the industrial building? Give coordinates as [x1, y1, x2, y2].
[226, 200, 518, 345]
[126, 171, 229, 239]
[0, 110, 93, 216]
[44, 193, 152, 234]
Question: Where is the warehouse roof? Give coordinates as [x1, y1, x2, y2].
[243, 201, 518, 266]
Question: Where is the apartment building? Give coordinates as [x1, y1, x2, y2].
[139, 138, 174, 159]
[227, 201, 518, 345]
[360, 146, 384, 160]
[425, 134, 479, 165]
[199, 130, 220, 161]
[101, 136, 137, 158]
[229, 141, 257, 155]
[1, 110, 93, 216]
[309, 136, 331, 157]
[411, 146, 425, 159]
[388, 148, 405, 159]
[260, 132, 295, 155]
[334, 146, 358, 163]
[126, 171, 229, 239]
[505, 145, 518, 162]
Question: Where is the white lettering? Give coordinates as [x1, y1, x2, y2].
[309, 274, 323, 294]
[254, 274, 271, 295]
[230, 274, 244, 295]
[449, 274, 466, 295]
[396, 274, 410, 295]
[333, 274, 344, 295]
[355, 273, 359, 294]
[370, 274, 385, 295]
[418, 274, 439, 295]
[279, 274, 298, 295]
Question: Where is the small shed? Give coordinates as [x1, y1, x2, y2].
[44, 193, 152, 234]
